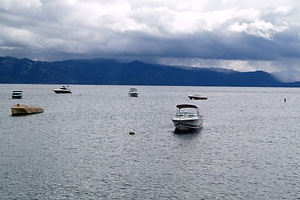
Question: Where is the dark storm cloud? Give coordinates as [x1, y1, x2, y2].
[1, 0, 300, 74]
[116, 29, 300, 61]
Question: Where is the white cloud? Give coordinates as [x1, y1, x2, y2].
[228, 20, 288, 40]
[0, 0, 42, 10]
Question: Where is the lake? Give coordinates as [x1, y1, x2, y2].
[0, 84, 299, 199]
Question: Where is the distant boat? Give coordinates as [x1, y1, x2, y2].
[172, 104, 203, 131]
[128, 88, 138, 97]
[11, 104, 44, 116]
[12, 91, 23, 99]
[188, 94, 207, 100]
[53, 86, 71, 94]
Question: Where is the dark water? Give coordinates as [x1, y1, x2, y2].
[0, 84, 300, 199]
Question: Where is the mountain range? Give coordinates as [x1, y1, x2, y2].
[1, 56, 300, 87]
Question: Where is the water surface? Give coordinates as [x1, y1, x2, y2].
[0, 85, 299, 199]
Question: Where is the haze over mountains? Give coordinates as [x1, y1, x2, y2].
[0, 56, 299, 87]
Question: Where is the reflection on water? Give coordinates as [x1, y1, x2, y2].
[173, 128, 202, 139]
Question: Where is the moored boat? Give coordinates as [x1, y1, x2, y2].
[128, 88, 138, 97]
[12, 91, 23, 99]
[188, 94, 207, 100]
[172, 104, 203, 131]
[11, 104, 44, 116]
[53, 86, 71, 94]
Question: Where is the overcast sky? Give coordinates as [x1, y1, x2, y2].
[1, 0, 300, 75]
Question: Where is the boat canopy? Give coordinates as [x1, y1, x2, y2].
[176, 104, 198, 109]
[129, 88, 137, 92]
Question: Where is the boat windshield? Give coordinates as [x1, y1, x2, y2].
[175, 105, 199, 117]
[176, 111, 197, 117]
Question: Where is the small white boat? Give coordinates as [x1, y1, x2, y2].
[11, 104, 44, 116]
[12, 91, 23, 99]
[172, 104, 203, 131]
[53, 86, 71, 94]
[128, 88, 138, 97]
[188, 94, 207, 100]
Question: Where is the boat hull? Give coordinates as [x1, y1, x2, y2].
[129, 92, 138, 97]
[12, 95, 22, 99]
[11, 104, 44, 116]
[53, 90, 71, 94]
[188, 95, 207, 100]
[172, 117, 203, 131]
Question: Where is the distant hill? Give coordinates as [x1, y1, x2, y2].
[1, 56, 300, 87]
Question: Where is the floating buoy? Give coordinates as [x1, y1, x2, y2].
[128, 130, 135, 135]
[284, 98, 286, 102]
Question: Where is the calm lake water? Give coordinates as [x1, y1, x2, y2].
[0, 84, 300, 199]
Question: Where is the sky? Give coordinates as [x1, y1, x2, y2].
[1, 0, 300, 79]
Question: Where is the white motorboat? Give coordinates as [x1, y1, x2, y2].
[12, 91, 23, 99]
[188, 94, 208, 100]
[128, 88, 138, 97]
[172, 104, 203, 131]
[53, 86, 71, 94]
